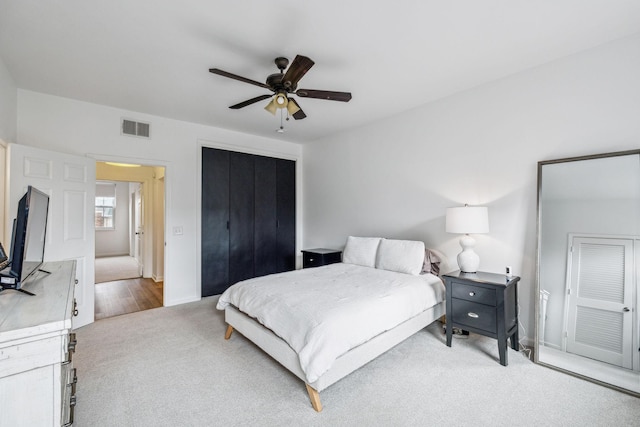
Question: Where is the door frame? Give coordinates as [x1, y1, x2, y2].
[89, 154, 169, 306]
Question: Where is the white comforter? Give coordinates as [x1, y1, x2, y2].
[216, 263, 445, 383]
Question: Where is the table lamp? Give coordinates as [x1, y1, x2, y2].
[446, 205, 489, 273]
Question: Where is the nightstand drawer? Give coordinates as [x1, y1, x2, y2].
[451, 282, 496, 306]
[302, 249, 342, 268]
[303, 254, 323, 268]
[451, 299, 497, 333]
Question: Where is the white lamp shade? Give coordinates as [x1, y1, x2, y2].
[446, 206, 489, 234]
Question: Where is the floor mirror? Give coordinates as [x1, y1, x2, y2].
[536, 149, 640, 395]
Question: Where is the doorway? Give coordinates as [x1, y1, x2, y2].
[94, 162, 165, 319]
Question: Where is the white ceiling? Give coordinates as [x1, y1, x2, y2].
[1, 1, 640, 143]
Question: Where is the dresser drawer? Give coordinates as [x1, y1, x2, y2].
[451, 282, 496, 306]
[451, 298, 497, 333]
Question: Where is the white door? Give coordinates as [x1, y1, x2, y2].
[6, 143, 95, 328]
[133, 184, 144, 276]
[565, 236, 634, 368]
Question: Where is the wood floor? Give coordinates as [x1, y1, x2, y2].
[95, 277, 163, 320]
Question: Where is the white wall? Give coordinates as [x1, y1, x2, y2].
[0, 55, 17, 246]
[0, 54, 17, 144]
[303, 34, 640, 345]
[95, 181, 131, 257]
[16, 92, 302, 306]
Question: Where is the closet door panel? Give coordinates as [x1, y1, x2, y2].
[229, 152, 255, 285]
[254, 156, 278, 277]
[201, 148, 229, 297]
[276, 159, 296, 272]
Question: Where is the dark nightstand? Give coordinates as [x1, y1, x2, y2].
[301, 248, 342, 268]
[443, 270, 520, 366]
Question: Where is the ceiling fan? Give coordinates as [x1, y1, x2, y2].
[209, 55, 352, 120]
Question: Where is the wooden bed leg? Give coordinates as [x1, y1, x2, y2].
[305, 384, 323, 412]
[224, 325, 234, 340]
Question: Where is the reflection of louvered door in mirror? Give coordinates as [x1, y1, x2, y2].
[565, 236, 634, 369]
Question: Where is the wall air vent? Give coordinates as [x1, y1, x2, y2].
[121, 119, 151, 138]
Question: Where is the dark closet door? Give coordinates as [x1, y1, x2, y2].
[201, 147, 296, 296]
[276, 158, 296, 272]
[201, 148, 230, 297]
[254, 156, 278, 277]
[229, 152, 255, 285]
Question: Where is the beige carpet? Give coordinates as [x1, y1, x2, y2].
[73, 297, 640, 426]
[94, 256, 141, 283]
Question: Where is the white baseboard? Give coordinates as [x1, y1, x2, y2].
[152, 274, 164, 282]
[164, 295, 200, 307]
[95, 252, 130, 258]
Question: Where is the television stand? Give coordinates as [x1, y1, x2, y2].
[0, 261, 78, 425]
[0, 286, 36, 296]
[0, 268, 53, 296]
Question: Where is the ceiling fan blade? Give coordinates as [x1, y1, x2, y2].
[296, 89, 352, 102]
[282, 55, 315, 89]
[229, 94, 273, 109]
[209, 68, 270, 89]
[288, 97, 306, 120]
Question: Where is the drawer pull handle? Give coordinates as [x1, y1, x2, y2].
[468, 312, 479, 318]
[469, 292, 476, 296]
[68, 333, 77, 352]
[309, 258, 314, 262]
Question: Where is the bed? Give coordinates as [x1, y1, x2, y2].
[216, 237, 449, 412]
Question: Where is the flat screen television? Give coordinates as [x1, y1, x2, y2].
[0, 186, 50, 294]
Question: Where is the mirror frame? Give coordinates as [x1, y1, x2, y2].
[534, 148, 640, 396]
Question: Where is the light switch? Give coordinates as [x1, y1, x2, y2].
[173, 226, 183, 235]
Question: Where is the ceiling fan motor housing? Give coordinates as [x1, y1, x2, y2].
[266, 72, 297, 92]
[274, 57, 289, 71]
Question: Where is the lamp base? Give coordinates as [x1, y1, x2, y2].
[457, 234, 480, 273]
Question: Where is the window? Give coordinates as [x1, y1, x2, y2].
[95, 182, 116, 230]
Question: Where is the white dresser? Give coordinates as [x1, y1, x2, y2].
[0, 261, 78, 426]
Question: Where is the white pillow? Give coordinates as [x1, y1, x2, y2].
[342, 236, 382, 268]
[375, 239, 425, 275]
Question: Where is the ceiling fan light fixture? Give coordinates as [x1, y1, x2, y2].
[264, 98, 278, 115]
[287, 99, 300, 115]
[275, 92, 288, 108]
